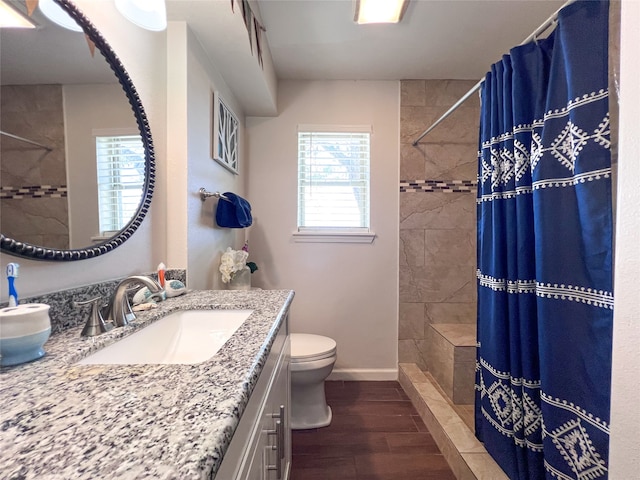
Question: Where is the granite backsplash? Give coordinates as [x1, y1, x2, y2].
[0, 269, 186, 334]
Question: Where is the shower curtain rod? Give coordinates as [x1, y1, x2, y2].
[0, 130, 52, 151]
[412, 0, 576, 146]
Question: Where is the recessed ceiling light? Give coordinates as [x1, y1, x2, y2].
[354, 0, 408, 24]
[0, 0, 36, 28]
[114, 0, 167, 32]
[39, 0, 83, 32]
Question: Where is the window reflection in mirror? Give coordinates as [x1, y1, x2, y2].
[0, 1, 143, 250]
[95, 132, 145, 240]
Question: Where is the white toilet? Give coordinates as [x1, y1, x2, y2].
[290, 333, 337, 430]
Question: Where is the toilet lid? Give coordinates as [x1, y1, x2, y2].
[290, 333, 336, 362]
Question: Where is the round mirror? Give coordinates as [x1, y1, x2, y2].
[0, 0, 155, 261]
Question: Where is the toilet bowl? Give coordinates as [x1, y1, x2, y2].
[290, 333, 337, 430]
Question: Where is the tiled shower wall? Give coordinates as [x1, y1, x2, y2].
[398, 80, 480, 371]
[0, 85, 69, 249]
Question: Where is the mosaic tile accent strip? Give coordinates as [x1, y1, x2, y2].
[400, 179, 477, 193]
[0, 185, 68, 199]
[0, 269, 186, 334]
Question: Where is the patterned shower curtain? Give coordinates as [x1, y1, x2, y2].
[474, 1, 613, 479]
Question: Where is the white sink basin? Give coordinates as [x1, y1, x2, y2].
[77, 309, 252, 365]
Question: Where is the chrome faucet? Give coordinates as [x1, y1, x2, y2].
[105, 275, 163, 327]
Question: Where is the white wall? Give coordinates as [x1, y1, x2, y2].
[0, 0, 167, 301]
[164, 22, 188, 272]
[246, 81, 399, 379]
[184, 25, 246, 289]
[64, 83, 138, 248]
[165, 22, 247, 290]
[609, 0, 640, 475]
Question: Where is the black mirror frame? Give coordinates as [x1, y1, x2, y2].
[0, 0, 155, 261]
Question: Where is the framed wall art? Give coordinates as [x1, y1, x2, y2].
[212, 91, 239, 174]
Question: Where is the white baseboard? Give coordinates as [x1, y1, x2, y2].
[327, 368, 398, 381]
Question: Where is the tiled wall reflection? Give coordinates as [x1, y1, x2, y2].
[0, 85, 70, 249]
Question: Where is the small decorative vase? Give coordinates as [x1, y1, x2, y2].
[228, 266, 251, 290]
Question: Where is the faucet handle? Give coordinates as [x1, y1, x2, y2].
[74, 296, 113, 337]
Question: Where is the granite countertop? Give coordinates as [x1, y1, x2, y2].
[0, 289, 294, 480]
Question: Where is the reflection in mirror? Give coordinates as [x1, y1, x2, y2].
[0, 0, 154, 260]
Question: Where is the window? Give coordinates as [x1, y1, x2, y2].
[95, 133, 145, 235]
[296, 126, 373, 242]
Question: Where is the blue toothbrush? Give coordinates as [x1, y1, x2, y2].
[7, 263, 19, 307]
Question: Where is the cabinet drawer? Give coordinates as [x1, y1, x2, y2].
[215, 313, 290, 480]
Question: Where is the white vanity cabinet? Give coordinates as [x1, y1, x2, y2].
[215, 315, 291, 480]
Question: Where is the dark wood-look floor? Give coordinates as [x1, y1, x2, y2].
[290, 381, 456, 480]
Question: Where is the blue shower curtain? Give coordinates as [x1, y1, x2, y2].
[475, 1, 613, 479]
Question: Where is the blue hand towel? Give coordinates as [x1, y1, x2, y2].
[215, 192, 253, 228]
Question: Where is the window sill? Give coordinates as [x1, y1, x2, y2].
[292, 230, 376, 244]
[90, 233, 118, 243]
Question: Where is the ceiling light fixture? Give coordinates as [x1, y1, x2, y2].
[0, 0, 36, 28]
[354, 0, 408, 24]
[114, 0, 167, 32]
[38, 0, 166, 33]
[38, 0, 83, 32]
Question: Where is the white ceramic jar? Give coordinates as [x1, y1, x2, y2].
[0, 303, 51, 366]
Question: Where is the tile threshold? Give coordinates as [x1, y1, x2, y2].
[398, 363, 508, 480]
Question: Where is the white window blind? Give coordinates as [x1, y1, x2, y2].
[297, 129, 371, 230]
[95, 134, 145, 235]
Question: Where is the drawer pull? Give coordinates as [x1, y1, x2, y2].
[277, 405, 285, 459]
[269, 405, 286, 460]
[266, 419, 282, 479]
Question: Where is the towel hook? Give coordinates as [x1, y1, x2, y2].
[198, 188, 229, 202]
